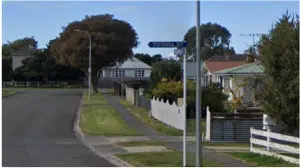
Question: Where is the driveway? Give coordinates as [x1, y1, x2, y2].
[2, 89, 114, 167]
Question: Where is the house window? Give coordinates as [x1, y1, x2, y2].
[135, 70, 144, 77]
[223, 77, 230, 89]
[115, 70, 124, 77]
[105, 70, 112, 77]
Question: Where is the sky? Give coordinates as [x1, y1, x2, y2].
[2, 1, 299, 58]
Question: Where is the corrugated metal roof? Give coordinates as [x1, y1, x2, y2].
[213, 61, 264, 75]
[110, 57, 152, 69]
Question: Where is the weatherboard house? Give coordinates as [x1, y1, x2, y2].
[102, 57, 152, 81]
[11, 46, 37, 70]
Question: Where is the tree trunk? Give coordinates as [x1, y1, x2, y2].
[91, 79, 98, 93]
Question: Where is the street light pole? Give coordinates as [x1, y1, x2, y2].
[196, 0, 203, 166]
[75, 29, 92, 100]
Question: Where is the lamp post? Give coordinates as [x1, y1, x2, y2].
[74, 29, 92, 100]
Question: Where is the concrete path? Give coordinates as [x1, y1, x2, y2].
[2, 89, 114, 167]
[98, 90, 251, 167]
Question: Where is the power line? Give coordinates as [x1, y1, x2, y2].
[240, 33, 263, 47]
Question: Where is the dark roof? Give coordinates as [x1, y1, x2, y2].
[11, 46, 37, 56]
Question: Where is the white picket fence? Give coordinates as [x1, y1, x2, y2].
[2, 81, 65, 88]
[125, 87, 135, 105]
[250, 127, 300, 165]
[150, 97, 184, 130]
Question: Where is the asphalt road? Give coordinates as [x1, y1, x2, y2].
[2, 89, 114, 167]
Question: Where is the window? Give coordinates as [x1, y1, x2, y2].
[223, 77, 230, 89]
[105, 70, 112, 77]
[135, 70, 144, 77]
[115, 70, 124, 77]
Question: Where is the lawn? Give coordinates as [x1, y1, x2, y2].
[226, 152, 297, 167]
[2, 89, 17, 98]
[119, 99, 205, 136]
[116, 151, 221, 167]
[79, 92, 143, 136]
[203, 142, 249, 147]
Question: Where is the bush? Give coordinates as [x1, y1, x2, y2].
[152, 81, 229, 115]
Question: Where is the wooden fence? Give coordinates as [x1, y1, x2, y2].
[150, 97, 184, 130]
[250, 127, 300, 165]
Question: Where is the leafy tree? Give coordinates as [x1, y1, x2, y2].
[134, 53, 152, 65]
[258, 12, 299, 135]
[48, 14, 138, 93]
[134, 53, 163, 66]
[11, 49, 85, 82]
[7, 37, 38, 51]
[183, 22, 235, 60]
[152, 54, 163, 63]
[2, 58, 12, 81]
[150, 60, 182, 88]
[2, 37, 38, 81]
[244, 46, 256, 63]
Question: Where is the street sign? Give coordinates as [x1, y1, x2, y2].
[174, 48, 185, 56]
[148, 41, 187, 48]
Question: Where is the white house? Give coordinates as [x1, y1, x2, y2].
[213, 61, 265, 105]
[12, 46, 37, 70]
[200, 54, 264, 105]
[102, 57, 152, 80]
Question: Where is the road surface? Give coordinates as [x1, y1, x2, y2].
[2, 89, 114, 167]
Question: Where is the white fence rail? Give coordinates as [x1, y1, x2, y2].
[2, 81, 76, 88]
[250, 127, 300, 165]
[150, 97, 184, 130]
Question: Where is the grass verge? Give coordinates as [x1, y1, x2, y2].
[116, 151, 221, 167]
[2, 89, 17, 98]
[226, 152, 297, 167]
[119, 99, 205, 136]
[79, 92, 142, 136]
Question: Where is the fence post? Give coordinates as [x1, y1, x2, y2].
[38, 82, 40, 88]
[205, 106, 211, 141]
[250, 127, 253, 152]
[267, 126, 272, 151]
[27, 81, 29, 87]
[15, 82, 17, 87]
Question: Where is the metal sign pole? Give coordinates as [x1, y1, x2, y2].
[196, 0, 203, 166]
[183, 47, 187, 167]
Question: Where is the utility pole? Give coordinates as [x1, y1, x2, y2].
[241, 33, 262, 47]
[196, 0, 202, 166]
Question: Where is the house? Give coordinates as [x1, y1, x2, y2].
[12, 45, 37, 70]
[102, 57, 152, 81]
[213, 61, 265, 105]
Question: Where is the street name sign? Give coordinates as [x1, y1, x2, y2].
[148, 41, 187, 48]
[174, 48, 185, 56]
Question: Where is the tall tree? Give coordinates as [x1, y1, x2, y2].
[244, 46, 256, 63]
[150, 60, 182, 88]
[48, 14, 138, 92]
[258, 12, 299, 135]
[11, 49, 85, 81]
[2, 37, 38, 81]
[152, 54, 163, 63]
[183, 22, 235, 60]
[134, 53, 152, 65]
[134, 53, 163, 66]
